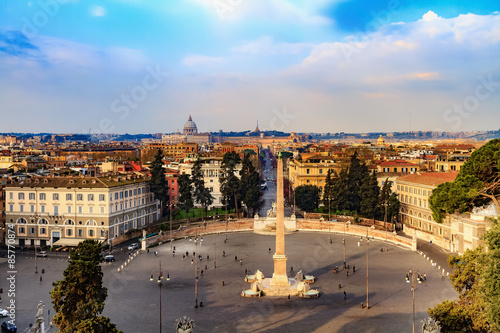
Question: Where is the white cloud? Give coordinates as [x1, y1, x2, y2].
[182, 54, 225, 66]
[91, 6, 106, 17]
[232, 36, 312, 55]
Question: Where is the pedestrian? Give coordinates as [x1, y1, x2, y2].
[222, 251, 225, 257]
[344, 291, 346, 300]
[186, 251, 189, 257]
[193, 251, 195, 257]
[353, 265, 355, 273]
[268, 247, 271, 253]
[235, 255, 238, 261]
[346, 271, 349, 278]
[40, 275, 42, 284]
[174, 246, 176, 251]
[183, 254, 185, 260]
[287, 294, 290, 302]
[240, 259, 243, 265]
[245, 269, 248, 275]
[201, 270, 204, 275]
[147, 248, 149, 253]
[290, 266, 294, 273]
[191, 259, 194, 265]
[423, 273, 427, 281]
[207, 255, 209, 260]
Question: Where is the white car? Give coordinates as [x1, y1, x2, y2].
[128, 243, 139, 251]
[0, 308, 8, 317]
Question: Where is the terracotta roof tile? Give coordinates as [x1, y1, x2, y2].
[397, 172, 458, 187]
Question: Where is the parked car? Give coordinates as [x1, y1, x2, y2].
[128, 243, 139, 251]
[1, 322, 16, 332]
[0, 308, 8, 317]
[104, 255, 116, 263]
[36, 251, 47, 257]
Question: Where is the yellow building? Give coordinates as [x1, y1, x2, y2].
[5, 175, 160, 248]
[435, 154, 470, 172]
[288, 154, 345, 196]
[0, 154, 14, 169]
[396, 172, 490, 254]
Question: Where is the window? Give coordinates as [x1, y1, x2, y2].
[66, 193, 72, 201]
[319, 169, 323, 174]
[210, 187, 213, 192]
[134, 189, 137, 195]
[88, 194, 94, 201]
[306, 169, 310, 174]
[40, 227, 47, 235]
[20, 205, 24, 212]
[88, 229, 94, 237]
[125, 191, 128, 198]
[78, 206, 83, 214]
[67, 206, 72, 213]
[19, 227, 25, 234]
[77, 194, 83, 201]
[40, 193, 46, 200]
[78, 229, 83, 237]
[9, 204, 13, 212]
[30, 205, 35, 212]
[99, 194, 105, 201]
[53, 193, 59, 200]
[115, 193, 119, 200]
[171, 188, 175, 194]
[18, 193, 24, 200]
[30, 227, 35, 234]
[100, 207, 105, 214]
[306, 180, 310, 183]
[54, 206, 59, 215]
[120, 192, 124, 199]
[66, 229, 73, 236]
[129, 190, 132, 197]
[29, 193, 35, 200]
[89, 206, 94, 214]
[394, 168, 397, 172]
[41, 205, 45, 213]
[9, 192, 13, 200]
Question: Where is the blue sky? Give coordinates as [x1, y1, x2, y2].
[0, 0, 499, 134]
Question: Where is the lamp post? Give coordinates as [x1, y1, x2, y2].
[366, 229, 369, 310]
[150, 261, 169, 333]
[225, 203, 228, 243]
[343, 221, 346, 269]
[170, 199, 173, 253]
[194, 231, 199, 308]
[384, 199, 388, 253]
[328, 198, 332, 244]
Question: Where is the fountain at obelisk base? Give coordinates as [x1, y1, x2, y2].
[242, 152, 318, 298]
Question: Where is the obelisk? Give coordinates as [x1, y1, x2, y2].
[270, 151, 290, 287]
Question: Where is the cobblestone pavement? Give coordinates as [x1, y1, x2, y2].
[0, 232, 457, 332]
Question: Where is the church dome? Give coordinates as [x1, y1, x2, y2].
[183, 115, 198, 135]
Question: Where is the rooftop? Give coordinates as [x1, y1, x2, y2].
[397, 172, 458, 187]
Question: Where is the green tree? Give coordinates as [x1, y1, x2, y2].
[149, 149, 169, 216]
[178, 173, 194, 221]
[331, 168, 349, 212]
[346, 152, 369, 212]
[428, 247, 488, 332]
[192, 158, 214, 221]
[360, 171, 381, 219]
[219, 151, 241, 215]
[51, 240, 122, 333]
[480, 218, 500, 331]
[387, 192, 400, 224]
[323, 169, 336, 219]
[295, 185, 320, 212]
[239, 153, 263, 217]
[430, 139, 500, 223]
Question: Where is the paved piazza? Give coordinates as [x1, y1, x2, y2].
[1, 231, 457, 333]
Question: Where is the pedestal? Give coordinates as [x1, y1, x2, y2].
[270, 254, 289, 287]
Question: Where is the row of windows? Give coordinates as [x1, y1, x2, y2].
[382, 167, 417, 173]
[400, 195, 428, 208]
[111, 187, 148, 201]
[397, 185, 431, 197]
[12, 192, 106, 202]
[17, 226, 105, 238]
[9, 204, 107, 215]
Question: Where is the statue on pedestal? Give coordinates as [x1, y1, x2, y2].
[29, 301, 44, 333]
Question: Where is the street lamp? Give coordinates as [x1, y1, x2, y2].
[194, 231, 200, 308]
[366, 229, 369, 310]
[225, 203, 228, 243]
[384, 199, 388, 253]
[150, 261, 169, 333]
[343, 221, 346, 269]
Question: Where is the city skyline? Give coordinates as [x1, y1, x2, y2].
[1, 1, 499, 134]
